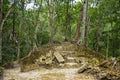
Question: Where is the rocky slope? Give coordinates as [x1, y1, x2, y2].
[2, 42, 120, 80]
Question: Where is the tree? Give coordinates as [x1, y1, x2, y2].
[0, 0, 3, 63]
[78, 0, 88, 45]
[0, 1, 13, 63]
[47, 0, 55, 43]
[65, 0, 70, 41]
[1, 0, 120, 64]
[16, 0, 25, 62]
[73, 4, 83, 42]
[33, 0, 42, 48]
[88, 0, 120, 57]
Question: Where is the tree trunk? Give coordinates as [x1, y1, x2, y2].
[78, 0, 88, 45]
[73, 5, 84, 42]
[12, 0, 16, 39]
[84, 18, 89, 46]
[106, 31, 109, 59]
[94, 24, 101, 51]
[0, 2, 13, 63]
[0, 0, 3, 63]
[106, 22, 112, 59]
[94, 14, 102, 51]
[16, 0, 25, 62]
[0, 21, 2, 63]
[49, 13, 53, 43]
[65, 0, 70, 41]
[33, 0, 42, 48]
[47, 0, 54, 43]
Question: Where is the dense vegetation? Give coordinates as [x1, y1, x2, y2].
[0, 0, 120, 64]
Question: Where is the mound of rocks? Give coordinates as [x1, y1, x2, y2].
[20, 42, 120, 80]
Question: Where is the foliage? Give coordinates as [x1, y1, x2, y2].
[1, 0, 120, 65]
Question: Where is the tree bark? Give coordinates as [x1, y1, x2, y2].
[78, 0, 88, 45]
[0, 2, 13, 63]
[47, 0, 54, 43]
[33, 0, 42, 48]
[106, 22, 112, 59]
[12, 0, 16, 39]
[65, 0, 70, 41]
[94, 23, 101, 52]
[0, 0, 3, 63]
[16, 0, 25, 62]
[0, 4, 13, 31]
[84, 17, 89, 46]
[73, 5, 84, 42]
[106, 32, 109, 59]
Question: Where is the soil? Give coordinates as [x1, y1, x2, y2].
[2, 42, 120, 80]
[4, 67, 96, 80]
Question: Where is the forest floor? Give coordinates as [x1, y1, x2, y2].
[2, 42, 120, 80]
[4, 67, 96, 80]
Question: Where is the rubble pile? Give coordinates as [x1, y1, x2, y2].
[19, 42, 120, 80]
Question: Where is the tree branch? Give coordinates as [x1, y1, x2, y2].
[0, 4, 14, 31]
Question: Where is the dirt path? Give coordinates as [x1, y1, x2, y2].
[4, 67, 96, 80]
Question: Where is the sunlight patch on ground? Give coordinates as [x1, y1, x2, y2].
[4, 67, 96, 80]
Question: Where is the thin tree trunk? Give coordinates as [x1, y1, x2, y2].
[0, 4, 13, 30]
[106, 31, 109, 59]
[94, 13, 102, 51]
[12, 0, 16, 39]
[106, 22, 111, 59]
[49, 13, 53, 43]
[85, 17, 90, 46]
[65, 0, 69, 41]
[78, 0, 88, 45]
[95, 24, 101, 51]
[73, 5, 84, 42]
[0, 25, 1, 63]
[33, 0, 42, 49]
[0, 2, 13, 62]
[16, 0, 25, 62]
[0, 0, 3, 63]
[47, 0, 54, 43]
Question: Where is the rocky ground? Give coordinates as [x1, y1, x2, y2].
[2, 42, 120, 80]
[4, 67, 96, 80]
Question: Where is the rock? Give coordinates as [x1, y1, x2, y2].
[35, 56, 46, 64]
[45, 58, 52, 64]
[21, 64, 39, 72]
[98, 60, 108, 68]
[54, 52, 64, 63]
[78, 62, 88, 73]
[100, 76, 111, 80]
[54, 46, 63, 51]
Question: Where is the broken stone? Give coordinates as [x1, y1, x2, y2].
[21, 64, 39, 72]
[35, 56, 46, 64]
[78, 62, 88, 73]
[54, 46, 63, 51]
[98, 60, 108, 68]
[45, 58, 53, 64]
[54, 52, 64, 63]
[46, 50, 53, 58]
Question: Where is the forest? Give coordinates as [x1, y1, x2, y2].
[0, 0, 120, 80]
